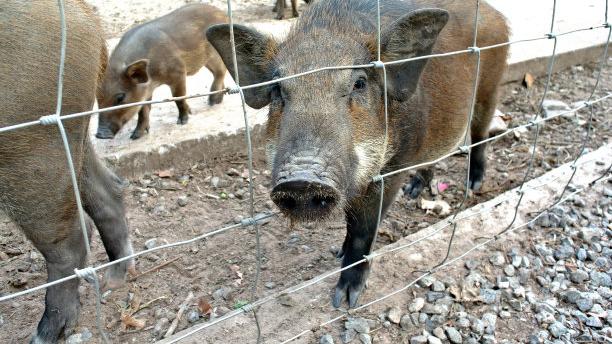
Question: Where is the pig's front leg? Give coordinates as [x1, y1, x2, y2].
[333, 175, 402, 308]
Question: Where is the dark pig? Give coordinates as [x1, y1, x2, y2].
[96, 4, 228, 140]
[0, 1, 133, 342]
[207, 0, 509, 308]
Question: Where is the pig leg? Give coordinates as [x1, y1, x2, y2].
[28, 217, 88, 343]
[291, 0, 299, 17]
[131, 98, 151, 140]
[206, 59, 226, 106]
[469, 99, 496, 191]
[276, 0, 286, 19]
[169, 72, 191, 125]
[80, 145, 134, 289]
[403, 168, 434, 199]
[333, 176, 402, 308]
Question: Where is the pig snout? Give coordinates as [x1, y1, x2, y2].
[271, 164, 342, 221]
[271, 175, 340, 219]
[95, 118, 119, 139]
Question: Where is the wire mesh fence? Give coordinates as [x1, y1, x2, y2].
[0, 0, 610, 343]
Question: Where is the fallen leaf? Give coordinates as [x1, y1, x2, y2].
[198, 298, 212, 316]
[121, 314, 146, 330]
[418, 198, 451, 216]
[523, 72, 535, 88]
[157, 169, 174, 178]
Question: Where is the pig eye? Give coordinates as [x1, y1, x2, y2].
[114, 93, 126, 105]
[353, 77, 366, 91]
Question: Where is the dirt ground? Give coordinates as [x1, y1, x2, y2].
[1, 1, 611, 342]
[85, 0, 308, 39]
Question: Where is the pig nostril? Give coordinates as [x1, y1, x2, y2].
[276, 195, 298, 211]
[311, 195, 336, 209]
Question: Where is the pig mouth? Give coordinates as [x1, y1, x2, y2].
[270, 172, 344, 223]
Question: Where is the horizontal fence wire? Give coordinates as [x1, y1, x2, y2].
[0, 0, 611, 343]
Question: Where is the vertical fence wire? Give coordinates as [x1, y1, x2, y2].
[225, 0, 262, 342]
[51, 0, 107, 342]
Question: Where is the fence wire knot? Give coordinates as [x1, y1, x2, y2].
[39, 114, 60, 126]
[583, 100, 592, 107]
[372, 175, 384, 183]
[241, 303, 254, 313]
[468, 46, 481, 54]
[371, 60, 385, 69]
[546, 33, 556, 39]
[227, 86, 242, 95]
[74, 267, 96, 284]
[363, 254, 375, 264]
[459, 145, 470, 154]
[241, 217, 257, 227]
[605, 22, 611, 28]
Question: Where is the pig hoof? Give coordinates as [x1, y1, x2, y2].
[469, 167, 485, 191]
[177, 117, 189, 125]
[403, 176, 426, 199]
[332, 270, 367, 308]
[292, 11, 299, 18]
[130, 129, 148, 140]
[208, 95, 224, 106]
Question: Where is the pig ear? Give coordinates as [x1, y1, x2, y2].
[380, 9, 449, 102]
[207, 24, 276, 109]
[125, 59, 149, 84]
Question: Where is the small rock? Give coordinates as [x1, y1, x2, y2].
[340, 329, 356, 343]
[590, 271, 611, 287]
[579, 228, 600, 243]
[432, 327, 447, 340]
[480, 288, 499, 304]
[482, 313, 497, 334]
[562, 289, 581, 304]
[153, 318, 169, 339]
[210, 176, 221, 188]
[409, 298, 425, 313]
[427, 336, 442, 344]
[576, 248, 587, 261]
[177, 195, 188, 207]
[585, 316, 603, 328]
[320, 334, 335, 344]
[576, 297, 593, 312]
[265, 282, 276, 289]
[144, 238, 158, 250]
[471, 319, 484, 335]
[426, 292, 446, 303]
[541, 99, 572, 118]
[345, 317, 370, 334]
[387, 306, 402, 324]
[504, 265, 516, 276]
[400, 314, 417, 330]
[212, 286, 233, 301]
[410, 335, 428, 344]
[594, 257, 609, 269]
[490, 251, 506, 266]
[432, 281, 446, 292]
[444, 327, 462, 344]
[187, 310, 199, 323]
[511, 255, 522, 268]
[573, 197, 586, 207]
[570, 269, 590, 283]
[536, 311, 555, 324]
[358, 333, 371, 344]
[456, 317, 470, 329]
[554, 245, 574, 260]
[418, 276, 436, 288]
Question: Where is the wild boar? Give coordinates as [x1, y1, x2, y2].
[207, 0, 509, 308]
[95, 4, 228, 140]
[0, 1, 133, 342]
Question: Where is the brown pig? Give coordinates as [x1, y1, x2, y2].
[96, 4, 228, 140]
[207, 0, 509, 308]
[0, 1, 133, 342]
